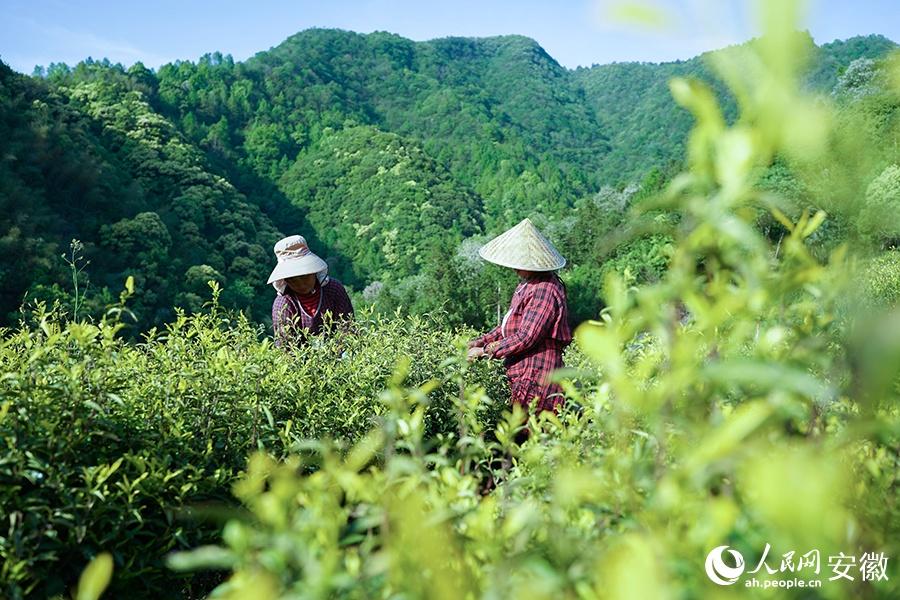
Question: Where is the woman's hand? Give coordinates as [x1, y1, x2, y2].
[466, 346, 486, 362]
[466, 338, 481, 350]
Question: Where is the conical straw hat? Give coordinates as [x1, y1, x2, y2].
[478, 218, 566, 271]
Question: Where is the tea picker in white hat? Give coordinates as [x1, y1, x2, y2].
[268, 235, 354, 348]
[467, 218, 572, 415]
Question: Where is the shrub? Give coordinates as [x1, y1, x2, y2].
[858, 164, 900, 245]
[860, 250, 900, 306]
[0, 304, 507, 598]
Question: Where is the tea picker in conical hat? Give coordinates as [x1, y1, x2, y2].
[467, 218, 572, 415]
[267, 235, 354, 348]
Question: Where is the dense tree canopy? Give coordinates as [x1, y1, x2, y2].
[1, 30, 897, 331]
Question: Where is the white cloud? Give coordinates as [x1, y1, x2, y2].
[7, 16, 176, 70]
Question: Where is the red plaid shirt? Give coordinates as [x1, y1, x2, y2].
[272, 278, 354, 347]
[474, 273, 572, 413]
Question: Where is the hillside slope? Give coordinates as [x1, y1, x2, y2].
[2, 30, 895, 328]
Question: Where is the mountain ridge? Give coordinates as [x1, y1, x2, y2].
[1, 28, 896, 329]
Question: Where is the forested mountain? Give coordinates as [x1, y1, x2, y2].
[573, 33, 898, 184]
[1, 30, 896, 330]
[280, 124, 484, 286]
[0, 61, 293, 325]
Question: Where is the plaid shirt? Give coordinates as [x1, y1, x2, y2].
[272, 278, 354, 348]
[474, 273, 572, 413]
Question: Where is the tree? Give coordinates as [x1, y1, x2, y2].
[859, 164, 900, 246]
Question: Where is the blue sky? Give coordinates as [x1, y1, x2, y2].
[2, 0, 898, 74]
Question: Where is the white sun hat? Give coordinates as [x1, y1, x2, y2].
[267, 235, 329, 291]
[478, 218, 566, 271]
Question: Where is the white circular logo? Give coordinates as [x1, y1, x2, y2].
[705, 545, 745, 585]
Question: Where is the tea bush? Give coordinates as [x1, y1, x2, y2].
[0, 303, 508, 598]
[860, 249, 900, 306]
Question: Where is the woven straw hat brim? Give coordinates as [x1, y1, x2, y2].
[266, 254, 328, 284]
[477, 249, 566, 271]
[478, 218, 566, 272]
